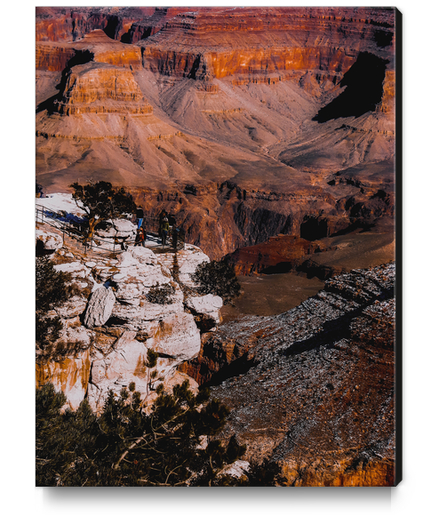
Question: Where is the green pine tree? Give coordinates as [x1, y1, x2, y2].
[36, 381, 275, 486]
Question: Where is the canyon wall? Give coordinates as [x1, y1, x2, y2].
[36, 7, 396, 261]
[138, 7, 394, 81]
[36, 6, 158, 43]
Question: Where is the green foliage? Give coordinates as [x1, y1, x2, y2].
[36, 256, 72, 312]
[36, 256, 73, 349]
[70, 181, 136, 241]
[36, 314, 63, 349]
[145, 349, 158, 368]
[146, 282, 175, 305]
[192, 259, 241, 303]
[70, 181, 136, 221]
[36, 381, 247, 486]
[36, 384, 100, 486]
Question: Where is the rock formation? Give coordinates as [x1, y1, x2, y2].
[35, 201, 223, 413]
[180, 262, 396, 486]
[36, 7, 397, 263]
[34, 7, 399, 486]
[83, 285, 116, 328]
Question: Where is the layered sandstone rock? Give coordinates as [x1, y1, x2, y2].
[53, 63, 152, 116]
[36, 30, 143, 74]
[138, 7, 394, 81]
[181, 263, 396, 486]
[36, 6, 158, 43]
[36, 43, 77, 72]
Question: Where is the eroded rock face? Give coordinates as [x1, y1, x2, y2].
[36, 6, 158, 43]
[83, 286, 116, 328]
[52, 63, 152, 116]
[225, 235, 326, 276]
[139, 7, 394, 81]
[36, 8, 396, 264]
[181, 263, 396, 486]
[35, 217, 222, 413]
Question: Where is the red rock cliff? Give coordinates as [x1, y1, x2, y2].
[139, 7, 395, 83]
[36, 30, 143, 72]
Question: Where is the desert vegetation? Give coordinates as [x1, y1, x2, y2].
[36, 381, 283, 486]
[192, 260, 241, 303]
[70, 181, 136, 243]
[36, 255, 73, 351]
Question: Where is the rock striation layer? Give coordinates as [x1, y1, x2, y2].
[53, 63, 152, 116]
[138, 7, 394, 81]
[36, 7, 397, 264]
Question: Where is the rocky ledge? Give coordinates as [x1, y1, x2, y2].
[36, 212, 222, 414]
[181, 262, 397, 486]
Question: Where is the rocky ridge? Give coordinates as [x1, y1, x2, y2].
[180, 262, 396, 486]
[35, 201, 222, 414]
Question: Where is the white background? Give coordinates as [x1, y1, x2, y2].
[1, 1, 429, 514]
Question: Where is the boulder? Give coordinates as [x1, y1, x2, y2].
[186, 294, 223, 325]
[149, 312, 201, 361]
[83, 285, 116, 328]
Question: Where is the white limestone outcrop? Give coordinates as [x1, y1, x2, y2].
[186, 294, 223, 325]
[95, 219, 136, 240]
[36, 217, 222, 413]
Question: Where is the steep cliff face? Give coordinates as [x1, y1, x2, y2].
[35, 199, 223, 414]
[53, 63, 152, 116]
[36, 6, 158, 43]
[36, 30, 143, 72]
[138, 7, 394, 80]
[181, 263, 396, 486]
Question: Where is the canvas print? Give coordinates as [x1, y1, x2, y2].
[35, 6, 400, 486]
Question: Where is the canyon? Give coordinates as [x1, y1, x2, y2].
[35, 7, 399, 487]
[36, 6, 396, 266]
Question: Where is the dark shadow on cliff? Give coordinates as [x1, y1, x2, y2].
[279, 284, 394, 360]
[36, 50, 94, 114]
[202, 353, 257, 388]
[313, 52, 389, 123]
